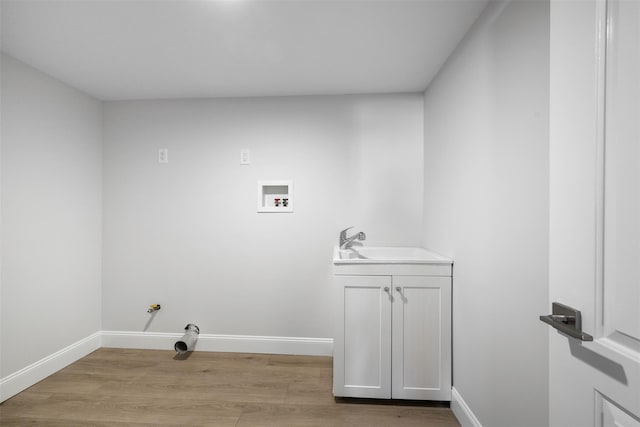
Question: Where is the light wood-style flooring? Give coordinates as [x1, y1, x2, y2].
[0, 348, 460, 426]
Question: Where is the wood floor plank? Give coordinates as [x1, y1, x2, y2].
[1, 392, 242, 426]
[0, 348, 460, 427]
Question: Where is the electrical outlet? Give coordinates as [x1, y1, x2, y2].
[158, 148, 168, 164]
[240, 149, 251, 165]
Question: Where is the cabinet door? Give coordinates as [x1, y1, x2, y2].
[392, 276, 451, 400]
[333, 275, 392, 398]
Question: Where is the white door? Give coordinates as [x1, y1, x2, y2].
[333, 275, 392, 398]
[392, 276, 451, 401]
[549, 0, 640, 426]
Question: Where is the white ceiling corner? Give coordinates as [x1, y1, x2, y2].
[0, 0, 488, 101]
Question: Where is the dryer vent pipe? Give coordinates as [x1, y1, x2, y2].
[174, 324, 199, 354]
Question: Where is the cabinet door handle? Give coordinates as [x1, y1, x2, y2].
[384, 287, 390, 293]
[395, 287, 402, 293]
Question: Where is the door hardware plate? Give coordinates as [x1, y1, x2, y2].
[540, 302, 593, 341]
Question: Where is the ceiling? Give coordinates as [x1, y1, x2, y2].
[0, 0, 488, 101]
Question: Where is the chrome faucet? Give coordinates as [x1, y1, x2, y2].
[339, 226, 366, 249]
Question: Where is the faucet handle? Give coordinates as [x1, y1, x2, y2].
[339, 226, 354, 247]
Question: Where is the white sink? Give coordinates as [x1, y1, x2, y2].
[334, 246, 451, 264]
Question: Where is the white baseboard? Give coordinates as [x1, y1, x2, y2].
[451, 387, 483, 427]
[0, 332, 102, 403]
[101, 331, 334, 356]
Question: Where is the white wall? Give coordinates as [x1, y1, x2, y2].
[0, 54, 103, 377]
[102, 94, 423, 338]
[422, 2, 549, 426]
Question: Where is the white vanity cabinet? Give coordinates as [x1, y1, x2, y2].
[332, 248, 452, 401]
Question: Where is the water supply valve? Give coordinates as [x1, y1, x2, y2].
[147, 304, 161, 313]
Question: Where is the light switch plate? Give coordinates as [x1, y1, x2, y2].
[158, 148, 169, 163]
[240, 149, 251, 165]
